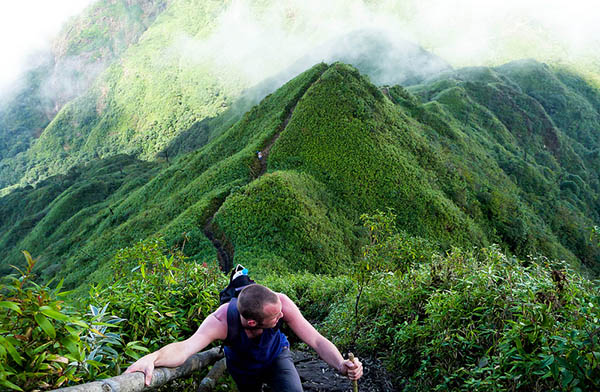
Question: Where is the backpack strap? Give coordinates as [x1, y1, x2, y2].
[225, 298, 240, 346]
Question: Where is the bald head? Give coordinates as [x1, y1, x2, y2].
[237, 284, 279, 323]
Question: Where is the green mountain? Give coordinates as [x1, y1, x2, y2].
[2, 57, 599, 287]
[1, 0, 457, 195]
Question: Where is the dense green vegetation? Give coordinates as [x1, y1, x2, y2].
[4, 215, 598, 391]
[265, 212, 600, 391]
[2, 4, 600, 386]
[0, 0, 236, 192]
[407, 62, 600, 271]
[0, 155, 161, 280]
[0, 63, 329, 288]
[0, 0, 458, 195]
[0, 241, 224, 391]
[2, 59, 600, 287]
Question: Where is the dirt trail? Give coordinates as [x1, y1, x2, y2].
[197, 72, 397, 392]
[256, 101, 298, 177]
[203, 216, 235, 273]
[203, 94, 303, 272]
[285, 351, 395, 392]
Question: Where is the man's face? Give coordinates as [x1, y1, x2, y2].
[256, 298, 283, 329]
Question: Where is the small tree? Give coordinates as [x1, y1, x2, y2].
[89, 237, 226, 351]
[352, 209, 397, 334]
[351, 210, 437, 340]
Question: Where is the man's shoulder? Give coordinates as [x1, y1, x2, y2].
[188, 302, 229, 343]
[277, 292, 302, 321]
[213, 302, 230, 323]
[277, 292, 294, 305]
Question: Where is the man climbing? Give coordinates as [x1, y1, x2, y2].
[126, 283, 363, 391]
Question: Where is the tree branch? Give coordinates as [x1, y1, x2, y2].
[52, 347, 223, 392]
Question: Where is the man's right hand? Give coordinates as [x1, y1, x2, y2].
[125, 354, 156, 386]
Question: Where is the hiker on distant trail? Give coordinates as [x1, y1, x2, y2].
[257, 150, 263, 160]
[126, 283, 363, 391]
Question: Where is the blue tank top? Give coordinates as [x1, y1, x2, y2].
[224, 298, 289, 375]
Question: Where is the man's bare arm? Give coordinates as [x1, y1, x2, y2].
[125, 303, 228, 385]
[280, 294, 363, 380]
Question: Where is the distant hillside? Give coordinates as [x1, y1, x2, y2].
[407, 60, 600, 269]
[1, 60, 599, 289]
[0, 0, 168, 191]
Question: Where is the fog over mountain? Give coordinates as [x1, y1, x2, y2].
[2, 0, 600, 196]
[171, 0, 600, 88]
[3, 0, 599, 97]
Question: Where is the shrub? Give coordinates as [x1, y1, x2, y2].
[320, 244, 600, 391]
[0, 252, 124, 391]
[88, 237, 227, 352]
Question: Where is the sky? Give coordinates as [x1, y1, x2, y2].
[1, 0, 599, 96]
[0, 0, 95, 93]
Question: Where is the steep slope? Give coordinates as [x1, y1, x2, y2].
[0, 0, 450, 195]
[0, 155, 161, 278]
[0, 0, 252, 193]
[408, 61, 600, 269]
[0, 63, 328, 286]
[48, 0, 169, 110]
[1, 60, 600, 290]
[215, 63, 485, 273]
[162, 28, 452, 159]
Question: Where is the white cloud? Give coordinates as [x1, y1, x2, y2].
[2, 0, 600, 97]
[407, 0, 600, 65]
[174, 0, 600, 92]
[175, 0, 409, 86]
[0, 0, 96, 93]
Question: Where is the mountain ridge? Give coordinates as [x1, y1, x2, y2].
[0, 0, 454, 195]
[2, 60, 599, 288]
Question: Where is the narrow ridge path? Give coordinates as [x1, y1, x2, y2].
[203, 215, 235, 273]
[202, 75, 316, 272]
[199, 69, 396, 392]
[257, 101, 298, 177]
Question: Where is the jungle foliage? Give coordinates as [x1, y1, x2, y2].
[89, 237, 225, 349]
[0, 252, 128, 390]
[265, 211, 600, 391]
[2, 59, 600, 287]
[322, 223, 600, 391]
[0, 240, 224, 391]
[0, 0, 169, 190]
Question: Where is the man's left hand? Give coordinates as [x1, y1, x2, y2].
[339, 358, 363, 380]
